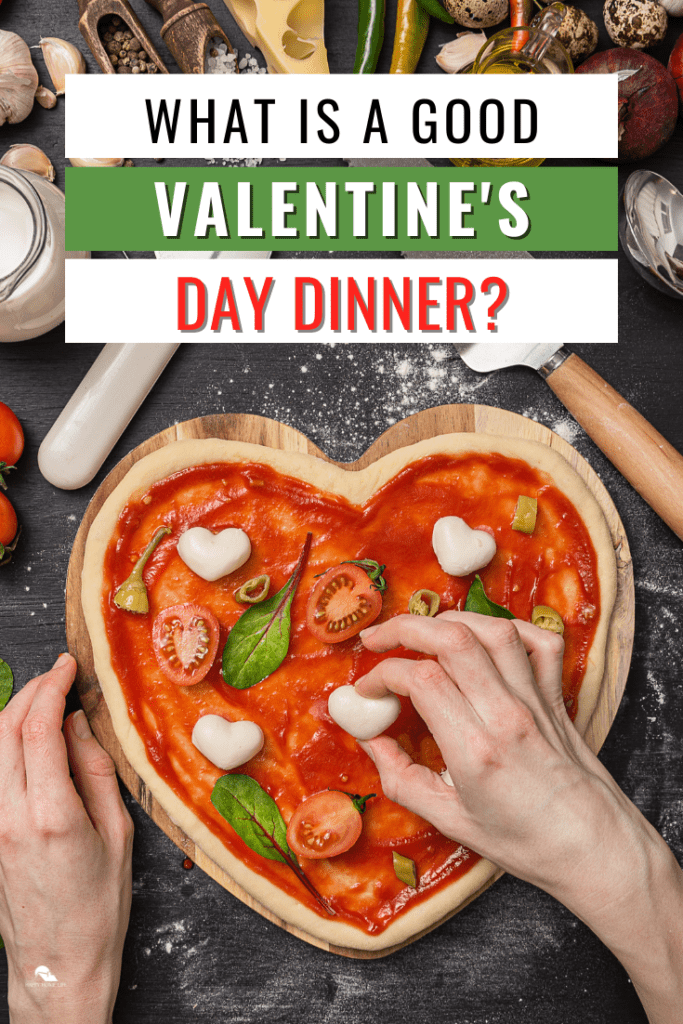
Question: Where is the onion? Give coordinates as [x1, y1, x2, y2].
[576, 48, 678, 161]
[669, 31, 683, 113]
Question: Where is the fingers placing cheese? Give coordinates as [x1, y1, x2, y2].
[177, 527, 251, 582]
[192, 715, 264, 770]
[432, 516, 496, 577]
[328, 685, 401, 741]
[221, 0, 329, 74]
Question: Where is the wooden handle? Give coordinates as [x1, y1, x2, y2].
[546, 353, 683, 540]
[144, 0, 234, 73]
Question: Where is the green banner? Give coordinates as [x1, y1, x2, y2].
[66, 166, 616, 252]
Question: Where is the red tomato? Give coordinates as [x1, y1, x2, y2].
[0, 403, 24, 467]
[152, 604, 219, 685]
[0, 493, 18, 547]
[286, 790, 373, 859]
[306, 563, 383, 643]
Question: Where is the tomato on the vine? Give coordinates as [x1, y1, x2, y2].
[152, 603, 219, 685]
[306, 559, 386, 643]
[0, 493, 18, 547]
[0, 403, 24, 488]
[286, 790, 374, 859]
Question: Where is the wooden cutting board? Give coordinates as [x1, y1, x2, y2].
[65, 405, 635, 958]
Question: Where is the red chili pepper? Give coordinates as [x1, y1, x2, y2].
[510, 0, 532, 53]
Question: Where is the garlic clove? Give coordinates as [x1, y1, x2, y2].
[0, 144, 55, 182]
[68, 157, 125, 167]
[38, 37, 86, 96]
[35, 84, 57, 109]
[0, 30, 39, 126]
[436, 31, 487, 74]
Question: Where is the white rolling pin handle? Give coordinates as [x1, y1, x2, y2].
[38, 343, 179, 490]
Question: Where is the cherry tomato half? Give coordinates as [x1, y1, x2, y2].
[286, 790, 373, 860]
[0, 403, 24, 467]
[152, 603, 219, 685]
[306, 563, 382, 643]
[0, 492, 18, 547]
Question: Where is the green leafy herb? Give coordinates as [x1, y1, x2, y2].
[464, 576, 515, 620]
[341, 558, 387, 593]
[211, 774, 334, 914]
[0, 658, 13, 711]
[222, 533, 312, 690]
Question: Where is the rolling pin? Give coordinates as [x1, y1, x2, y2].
[38, 343, 178, 490]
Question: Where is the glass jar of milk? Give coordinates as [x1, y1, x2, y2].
[0, 166, 88, 342]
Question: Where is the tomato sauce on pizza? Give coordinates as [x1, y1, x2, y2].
[101, 453, 600, 934]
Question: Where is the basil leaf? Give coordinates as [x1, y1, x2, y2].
[222, 532, 312, 690]
[211, 774, 335, 915]
[0, 658, 13, 711]
[464, 576, 515, 619]
[211, 774, 293, 864]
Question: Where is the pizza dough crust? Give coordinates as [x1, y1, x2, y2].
[81, 432, 617, 952]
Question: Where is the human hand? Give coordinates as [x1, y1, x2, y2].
[0, 654, 133, 1024]
[355, 613, 670, 915]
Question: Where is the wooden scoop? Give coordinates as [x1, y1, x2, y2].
[77, 0, 169, 74]
[143, 0, 236, 74]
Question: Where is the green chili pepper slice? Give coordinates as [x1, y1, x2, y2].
[234, 575, 271, 604]
[531, 605, 565, 635]
[408, 589, 440, 617]
[512, 495, 538, 534]
[354, 0, 386, 73]
[393, 851, 418, 887]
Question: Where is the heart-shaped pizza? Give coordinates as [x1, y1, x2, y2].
[81, 433, 617, 953]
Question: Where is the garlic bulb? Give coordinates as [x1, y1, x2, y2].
[68, 157, 125, 167]
[436, 31, 487, 73]
[1, 143, 55, 181]
[658, 0, 683, 13]
[38, 37, 86, 96]
[35, 85, 57, 109]
[0, 30, 39, 126]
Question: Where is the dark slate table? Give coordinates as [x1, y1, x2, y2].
[1, 0, 682, 1020]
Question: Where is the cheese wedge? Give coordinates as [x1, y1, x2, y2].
[222, 0, 329, 74]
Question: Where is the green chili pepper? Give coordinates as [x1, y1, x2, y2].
[408, 589, 440, 617]
[235, 575, 271, 604]
[390, 0, 430, 74]
[113, 525, 171, 614]
[354, 0, 386, 73]
[415, 0, 454, 25]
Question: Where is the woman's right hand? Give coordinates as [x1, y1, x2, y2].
[355, 613, 683, 1024]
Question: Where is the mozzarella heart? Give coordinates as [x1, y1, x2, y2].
[328, 685, 401, 741]
[177, 527, 251, 582]
[432, 516, 496, 577]
[192, 715, 264, 770]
